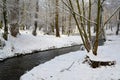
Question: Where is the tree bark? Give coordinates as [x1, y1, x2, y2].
[76, 0, 91, 52]
[88, 0, 92, 40]
[32, 0, 39, 36]
[68, 14, 72, 36]
[55, 0, 60, 37]
[92, 0, 101, 55]
[10, 0, 20, 37]
[2, 0, 8, 40]
[116, 10, 120, 35]
[82, 0, 86, 26]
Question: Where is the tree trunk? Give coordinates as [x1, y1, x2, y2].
[32, 0, 39, 36]
[116, 24, 119, 35]
[99, 3, 106, 41]
[88, 0, 91, 40]
[92, 0, 101, 56]
[55, 0, 60, 37]
[2, 0, 8, 40]
[0, 21, 3, 29]
[62, 16, 65, 34]
[68, 14, 72, 36]
[82, 0, 86, 26]
[76, 0, 91, 52]
[116, 10, 120, 35]
[62, 4, 65, 34]
[10, 23, 19, 37]
[10, 0, 19, 37]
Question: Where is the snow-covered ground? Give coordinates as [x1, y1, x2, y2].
[20, 35, 120, 80]
[0, 30, 82, 61]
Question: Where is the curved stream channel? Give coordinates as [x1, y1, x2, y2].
[0, 45, 81, 80]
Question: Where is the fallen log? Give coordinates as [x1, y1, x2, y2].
[83, 55, 116, 68]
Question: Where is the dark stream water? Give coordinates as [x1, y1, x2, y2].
[0, 45, 81, 80]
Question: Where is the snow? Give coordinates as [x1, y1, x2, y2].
[0, 30, 82, 61]
[20, 35, 120, 80]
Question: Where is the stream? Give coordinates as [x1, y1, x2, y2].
[0, 45, 81, 80]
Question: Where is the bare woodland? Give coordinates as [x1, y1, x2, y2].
[0, 0, 120, 56]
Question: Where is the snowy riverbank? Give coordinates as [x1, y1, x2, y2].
[20, 35, 120, 80]
[0, 30, 82, 61]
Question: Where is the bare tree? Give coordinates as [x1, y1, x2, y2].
[62, 0, 120, 56]
[55, 0, 60, 37]
[9, 0, 20, 37]
[2, 0, 8, 40]
[62, 0, 120, 68]
[32, 0, 39, 36]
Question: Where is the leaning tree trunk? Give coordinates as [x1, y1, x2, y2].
[2, 0, 8, 40]
[62, 0, 117, 68]
[76, 0, 91, 52]
[82, 0, 86, 27]
[32, 0, 39, 36]
[55, 0, 60, 37]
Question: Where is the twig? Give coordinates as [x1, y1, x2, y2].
[60, 61, 75, 72]
[73, 11, 97, 24]
[98, 5, 120, 36]
[104, 5, 120, 26]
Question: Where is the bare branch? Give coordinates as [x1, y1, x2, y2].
[74, 11, 97, 24]
[60, 61, 75, 72]
[104, 5, 120, 26]
[62, 0, 97, 24]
